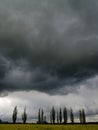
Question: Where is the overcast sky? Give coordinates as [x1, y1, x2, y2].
[0, 0, 98, 123]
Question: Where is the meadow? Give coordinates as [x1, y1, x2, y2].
[0, 124, 98, 130]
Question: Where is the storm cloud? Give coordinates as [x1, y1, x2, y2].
[0, 0, 98, 94]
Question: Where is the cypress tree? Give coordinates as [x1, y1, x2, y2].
[59, 108, 62, 124]
[79, 109, 82, 123]
[22, 108, 27, 124]
[51, 106, 55, 124]
[41, 109, 44, 123]
[38, 108, 41, 124]
[57, 110, 59, 124]
[82, 109, 86, 124]
[70, 108, 74, 124]
[63, 107, 67, 124]
[12, 106, 18, 124]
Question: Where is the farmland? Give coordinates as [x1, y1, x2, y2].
[0, 124, 98, 130]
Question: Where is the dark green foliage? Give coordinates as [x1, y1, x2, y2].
[38, 108, 46, 124]
[0, 119, 2, 123]
[59, 108, 62, 124]
[79, 109, 86, 124]
[57, 110, 59, 124]
[79, 109, 82, 123]
[51, 106, 55, 124]
[22, 108, 27, 124]
[82, 109, 86, 124]
[63, 107, 67, 124]
[41, 109, 44, 123]
[12, 106, 18, 124]
[50, 110, 52, 124]
[70, 108, 74, 124]
[38, 108, 41, 124]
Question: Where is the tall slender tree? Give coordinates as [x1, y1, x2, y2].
[79, 109, 82, 123]
[51, 106, 55, 124]
[38, 108, 41, 124]
[12, 106, 18, 123]
[22, 108, 27, 124]
[59, 108, 62, 124]
[0, 119, 2, 123]
[57, 110, 59, 124]
[70, 108, 74, 124]
[82, 109, 86, 124]
[41, 109, 44, 123]
[79, 109, 86, 124]
[50, 110, 52, 124]
[63, 107, 67, 124]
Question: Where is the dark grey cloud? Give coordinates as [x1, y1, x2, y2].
[0, 0, 98, 94]
[1, 79, 98, 122]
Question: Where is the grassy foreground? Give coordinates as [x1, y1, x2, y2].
[0, 124, 98, 130]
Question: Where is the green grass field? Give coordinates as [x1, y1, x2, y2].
[0, 124, 98, 130]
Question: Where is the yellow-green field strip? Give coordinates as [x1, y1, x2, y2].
[0, 124, 98, 130]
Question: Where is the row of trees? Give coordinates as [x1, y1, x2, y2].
[12, 106, 27, 124]
[79, 109, 86, 124]
[49, 106, 86, 124]
[12, 106, 86, 124]
[37, 108, 46, 124]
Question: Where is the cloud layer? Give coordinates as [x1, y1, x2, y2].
[0, 0, 98, 94]
[1, 75, 98, 122]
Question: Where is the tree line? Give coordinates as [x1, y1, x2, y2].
[11, 106, 86, 124]
[49, 106, 86, 124]
[12, 106, 27, 124]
